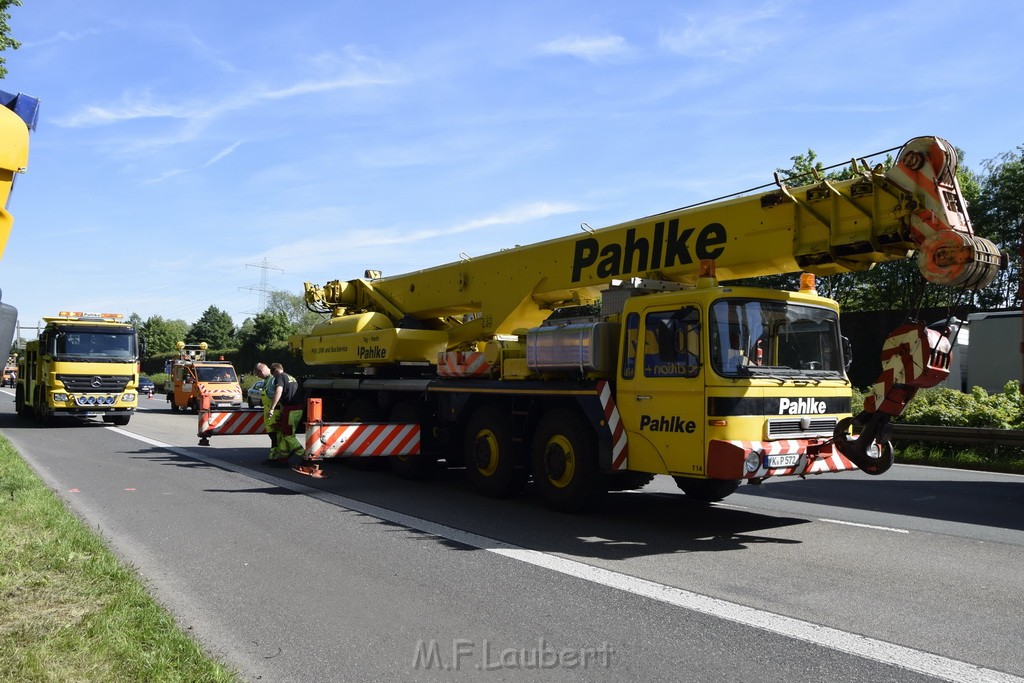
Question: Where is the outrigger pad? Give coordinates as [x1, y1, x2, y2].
[293, 463, 328, 479]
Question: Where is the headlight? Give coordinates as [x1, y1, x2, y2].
[122, 393, 136, 403]
[54, 393, 68, 402]
[744, 450, 762, 473]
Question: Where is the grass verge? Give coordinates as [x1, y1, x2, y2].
[0, 435, 237, 682]
[894, 442, 1024, 474]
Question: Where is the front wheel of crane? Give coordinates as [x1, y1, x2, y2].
[531, 408, 603, 512]
[673, 477, 740, 502]
[464, 405, 527, 498]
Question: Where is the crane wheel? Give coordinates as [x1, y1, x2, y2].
[463, 405, 527, 497]
[530, 408, 604, 512]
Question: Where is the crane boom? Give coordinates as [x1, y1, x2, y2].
[300, 136, 1001, 364]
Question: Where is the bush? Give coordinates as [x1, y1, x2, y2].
[854, 381, 1024, 472]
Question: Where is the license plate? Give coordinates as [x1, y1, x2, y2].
[766, 453, 799, 469]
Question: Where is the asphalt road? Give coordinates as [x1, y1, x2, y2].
[2, 391, 1022, 682]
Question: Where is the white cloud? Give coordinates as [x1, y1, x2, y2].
[537, 35, 629, 62]
[202, 141, 243, 167]
[263, 201, 584, 270]
[659, 4, 788, 62]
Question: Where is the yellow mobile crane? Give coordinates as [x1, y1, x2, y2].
[292, 136, 1002, 510]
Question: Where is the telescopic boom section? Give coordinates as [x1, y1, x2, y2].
[304, 136, 1001, 345]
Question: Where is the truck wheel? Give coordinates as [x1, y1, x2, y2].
[463, 405, 527, 497]
[103, 414, 131, 426]
[33, 387, 54, 425]
[169, 394, 180, 413]
[388, 400, 435, 480]
[15, 385, 31, 419]
[531, 408, 604, 512]
[673, 477, 739, 502]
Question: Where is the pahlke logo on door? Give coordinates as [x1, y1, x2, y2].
[639, 415, 697, 433]
[778, 398, 827, 415]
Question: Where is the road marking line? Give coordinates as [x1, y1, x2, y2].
[108, 427, 1022, 683]
[818, 518, 910, 534]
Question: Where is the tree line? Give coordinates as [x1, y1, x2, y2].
[730, 143, 1023, 314]
[133, 291, 323, 358]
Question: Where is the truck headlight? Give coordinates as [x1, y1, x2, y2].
[122, 393, 136, 403]
[54, 393, 68, 402]
[744, 450, 762, 473]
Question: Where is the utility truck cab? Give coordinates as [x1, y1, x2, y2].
[165, 342, 243, 412]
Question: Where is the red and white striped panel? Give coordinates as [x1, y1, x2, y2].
[199, 409, 265, 436]
[708, 439, 858, 480]
[865, 323, 950, 414]
[437, 351, 492, 378]
[597, 380, 629, 470]
[306, 422, 420, 460]
[887, 137, 968, 244]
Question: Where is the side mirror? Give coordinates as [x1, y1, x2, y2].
[841, 336, 853, 371]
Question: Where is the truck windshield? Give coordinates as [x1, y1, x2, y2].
[710, 299, 844, 379]
[51, 326, 137, 362]
[196, 366, 238, 383]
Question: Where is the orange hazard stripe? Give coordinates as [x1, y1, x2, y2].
[312, 423, 421, 458]
[201, 410, 265, 435]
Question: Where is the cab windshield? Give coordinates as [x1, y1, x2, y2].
[710, 299, 844, 379]
[196, 366, 238, 383]
[49, 326, 137, 362]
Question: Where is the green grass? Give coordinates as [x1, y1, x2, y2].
[0, 436, 237, 683]
[894, 442, 1024, 474]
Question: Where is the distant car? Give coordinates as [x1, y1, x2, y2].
[138, 377, 155, 396]
[247, 379, 265, 408]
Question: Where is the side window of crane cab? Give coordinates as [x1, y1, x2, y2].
[621, 313, 640, 379]
[642, 308, 700, 378]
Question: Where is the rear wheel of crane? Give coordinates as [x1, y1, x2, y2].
[531, 408, 603, 512]
[673, 477, 739, 503]
[388, 400, 435, 480]
[464, 405, 527, 498]
[343, 395, 388, 470]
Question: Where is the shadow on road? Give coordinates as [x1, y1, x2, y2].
[735, 475, 1024, 532]
[218, 458, 813, 561]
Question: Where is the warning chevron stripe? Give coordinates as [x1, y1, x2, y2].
[199, 409, 265, 436]
[707, 438, 857, 481]
[307, 422, 420, 459]
[597, 380, 629, 470]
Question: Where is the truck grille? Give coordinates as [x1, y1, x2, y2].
[766, 417, 837, 440]
[56, 374, 131, 392]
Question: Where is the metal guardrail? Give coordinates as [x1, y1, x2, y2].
[889, 424, 1024, 446]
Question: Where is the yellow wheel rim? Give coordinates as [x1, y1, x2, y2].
[474, 429, 500, 477]
[545, 435, 576, 488]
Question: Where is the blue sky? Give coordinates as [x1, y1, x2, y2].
[1, 0, 1021, 335]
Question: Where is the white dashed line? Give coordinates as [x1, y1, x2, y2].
[108, 427, 1019, 683]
